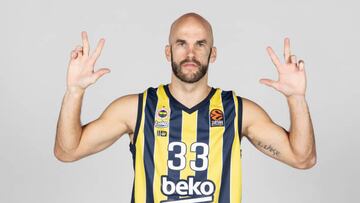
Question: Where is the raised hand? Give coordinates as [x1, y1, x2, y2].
[260, 38, 306, 98]
[66, 31, 110, 91]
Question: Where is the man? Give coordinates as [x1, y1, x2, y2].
[54, 12, 316, 203]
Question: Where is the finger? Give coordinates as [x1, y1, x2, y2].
[259, 78, 280, 90]
[81, 31, 90, 56]
[75, 45, 83, 50]
[89, 38, 105, 63]
[70, 50, 78, 59]
[70, 46, 82, 60]
[75, 45, 83, 57]
[290, 55, 297, 63]
[266, 47, 282, 68]
[298, 60, 305, 71]
[284, 37, 291, 63]
[91, 68, 111, 83]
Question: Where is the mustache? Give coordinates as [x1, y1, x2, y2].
[180, 58, 201, 67]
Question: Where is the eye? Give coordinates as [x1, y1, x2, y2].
[177, 41, 186, 46]
[197, 42, 206, 47]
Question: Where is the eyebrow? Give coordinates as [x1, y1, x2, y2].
[175, 39, 186, 44]
[196, 40, 208, 44]
[174, 39, 208, 44]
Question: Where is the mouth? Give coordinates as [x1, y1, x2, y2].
[182, 62, 199, 68]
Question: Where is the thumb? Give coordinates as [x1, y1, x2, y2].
[91, 68, 111, 82]
[259, 78, 280, 90]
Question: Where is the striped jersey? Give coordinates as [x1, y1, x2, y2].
[129, 84, 243, 203]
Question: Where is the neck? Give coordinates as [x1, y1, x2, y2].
[168, 74, 212, 109]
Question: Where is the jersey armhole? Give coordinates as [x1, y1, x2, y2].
[237, 96, 244, 143]
[131, 92, 143, 147]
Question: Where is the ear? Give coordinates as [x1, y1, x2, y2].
[165, 45, 171, 62]
[209, 47, 217, 63]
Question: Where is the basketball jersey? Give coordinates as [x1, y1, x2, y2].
[129, 84, 243, 203]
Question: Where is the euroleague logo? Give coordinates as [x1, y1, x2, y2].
[210, 108, 224, 127]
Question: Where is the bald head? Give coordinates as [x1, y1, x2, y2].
[168, 12, 214, 46]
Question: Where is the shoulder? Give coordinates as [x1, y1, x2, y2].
[241, 97, 262, 111]
[234, 96, 263, 112]
[101, 93, 142, 133]
[106, 94, 139, 114]
[239, 97, 272, 134]
[241, 97, 271, 121]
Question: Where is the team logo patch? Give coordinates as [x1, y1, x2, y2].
[158, 109, 168, 119]
[156, 107, 170, 120]
[210, 109, 224, 127]
[154, 106, 170, 128]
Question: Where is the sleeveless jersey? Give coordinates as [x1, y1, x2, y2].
[129, 84, 243, 203]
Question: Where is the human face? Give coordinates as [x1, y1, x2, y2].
[166, 17, 216, 83]
[170, 42, 211, 83]
[167, 33, 216, 83]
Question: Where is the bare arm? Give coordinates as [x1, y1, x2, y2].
[54, 92, 137, 162]
[54, 31, 134, 162]
[242, 38, 316, 169]
[242, 97, 316, 169]
[54, 87, 85, 159]
[287, 95, 316, 165]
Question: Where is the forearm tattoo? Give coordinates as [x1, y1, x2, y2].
[253, 139, 280, 157]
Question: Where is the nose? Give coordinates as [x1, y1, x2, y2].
[186, 45, 195, 59]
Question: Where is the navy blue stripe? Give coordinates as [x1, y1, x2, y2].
[166, 101, 182, 200]
[130, 93, 143, 203]
[218, 91, 235, 203]
[237, 96, 243, 143]
[195, 104, 209, 185]
[133, 93, 144, 147]
[129, 93, 144, 169]
[130, 181, 135, 203]
[143, 87, 157, 203]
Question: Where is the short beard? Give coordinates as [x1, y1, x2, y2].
[170, 47, 211, 84]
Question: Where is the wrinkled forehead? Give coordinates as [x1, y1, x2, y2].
[168, 14, 214, 46]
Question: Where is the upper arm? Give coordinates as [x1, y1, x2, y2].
[242, 97, 300, 168]
[70, 94, 139, 161]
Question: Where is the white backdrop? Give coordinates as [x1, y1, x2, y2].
[1, 0, 359, 202]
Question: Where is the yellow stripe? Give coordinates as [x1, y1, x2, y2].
[153, 84, 170, 202]
[134, 90, 148, 203]
[180, 110, 198, 183]
[207, 88, 224, 203]
[230, 92, 242, 203]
